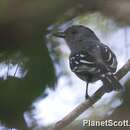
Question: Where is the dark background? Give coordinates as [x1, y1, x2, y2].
[0, 0, 130, 130]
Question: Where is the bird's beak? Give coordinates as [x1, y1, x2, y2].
[53, 32, 66, 38]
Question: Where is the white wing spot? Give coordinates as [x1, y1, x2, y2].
[110, 58, 116, 68]
[71, 57, 75, 60]
[89, 67, 96, 72]
[80, 60, 94, 64]
[72, 66, 78, 71]
[75, 61, 79, 64]
[80, 54, 85, 58]
[107, 52, 112, 62]
[101, 74, 105, 77]
[107, 72, 112, 75]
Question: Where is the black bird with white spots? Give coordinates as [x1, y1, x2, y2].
[54, 25, 123, 99]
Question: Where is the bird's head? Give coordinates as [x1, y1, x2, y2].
[53, 25, 100, 51]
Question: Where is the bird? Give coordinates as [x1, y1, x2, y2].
[54, 25, 123, 99]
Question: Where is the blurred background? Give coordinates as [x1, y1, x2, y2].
[0, 0, 130, 130]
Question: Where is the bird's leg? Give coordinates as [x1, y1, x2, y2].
[85, 82, 95, 108]
[85, 82, 90, 100]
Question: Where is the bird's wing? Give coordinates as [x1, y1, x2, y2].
[100, 43, 117, 73]
[69, 50, 98, 73]
[69, 43, 117, 74]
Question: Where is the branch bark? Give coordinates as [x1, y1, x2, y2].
[49, 59, 130, 130]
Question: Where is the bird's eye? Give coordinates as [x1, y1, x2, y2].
[71, 30, 77, 34]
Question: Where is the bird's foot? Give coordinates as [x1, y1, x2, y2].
[85, 95, 95, 108]
[85, 94, 95, 103]
[85, 93, 90, 100]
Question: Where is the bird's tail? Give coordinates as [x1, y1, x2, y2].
[101, 73, 123, 92]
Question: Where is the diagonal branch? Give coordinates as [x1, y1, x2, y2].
[50, 59, 130, 130]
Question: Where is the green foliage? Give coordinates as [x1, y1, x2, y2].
[0, 32, 57, 129]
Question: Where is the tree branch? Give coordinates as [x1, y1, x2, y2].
[49, 59, 130, 130]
